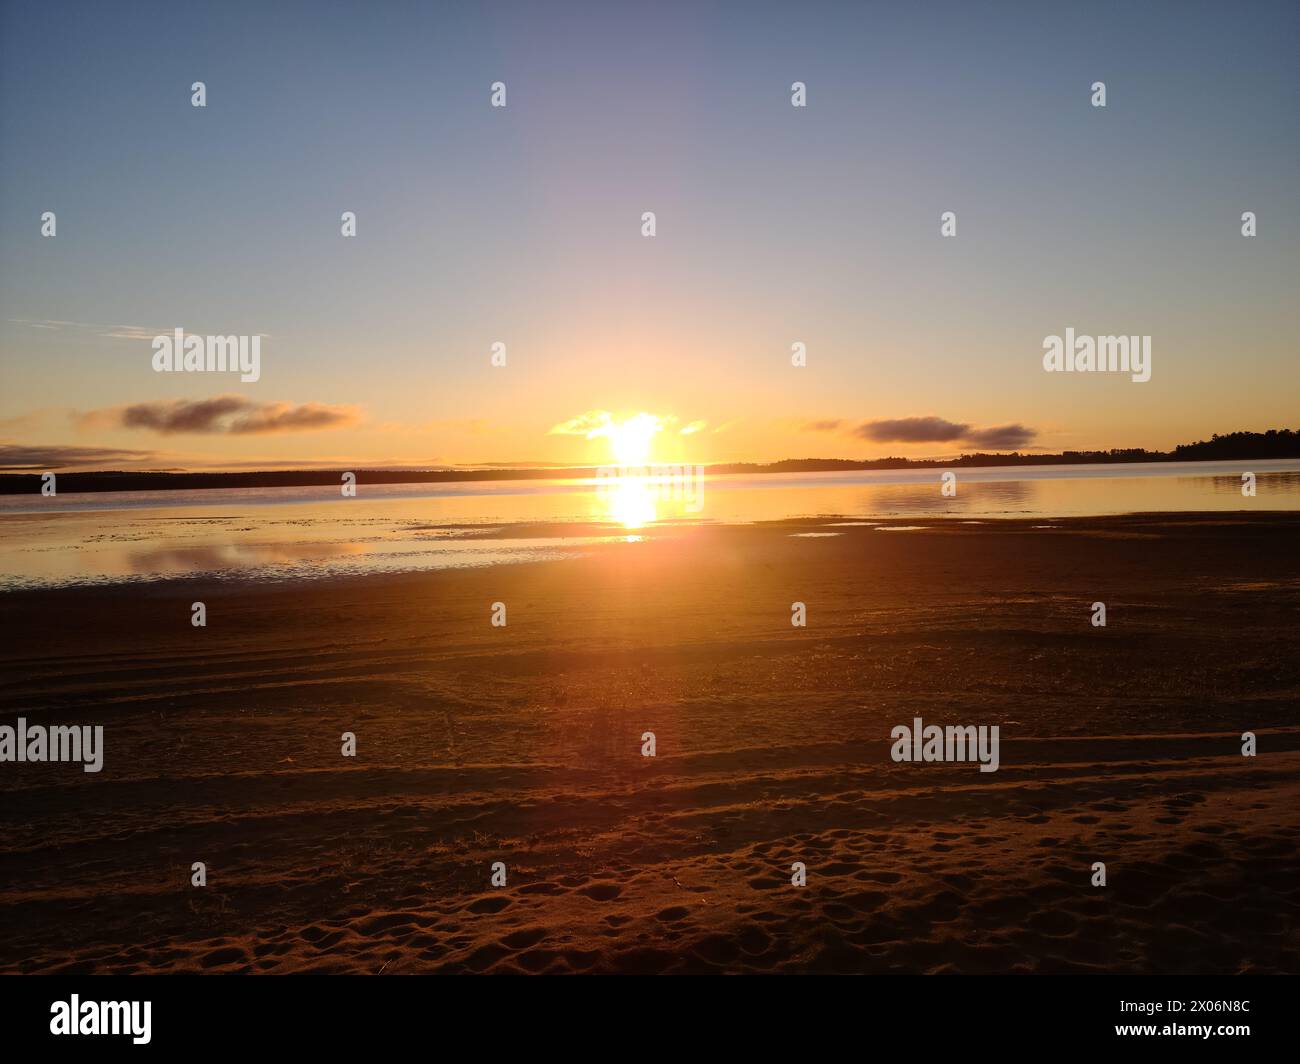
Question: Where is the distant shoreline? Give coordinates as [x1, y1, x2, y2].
[2, 430, 1298, 495]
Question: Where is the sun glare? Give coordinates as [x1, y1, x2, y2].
[606, 477, 657, 529]
[593, 412, 662, 466]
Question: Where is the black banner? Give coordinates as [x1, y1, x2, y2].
[0, 975, 1291, 1052]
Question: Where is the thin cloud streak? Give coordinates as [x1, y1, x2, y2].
[0, 443, 158, 470]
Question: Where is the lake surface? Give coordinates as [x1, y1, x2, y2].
[2, 459, 1297, 588]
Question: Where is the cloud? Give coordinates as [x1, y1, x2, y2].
[855, 416, 970, 443]
[96, 396, 359, 435]
[548, 410, 617, 436]
[9, 319, 167, 341]
[8, 320, 271, 342]
[803, 419, 844, 432]
[959, 423, 1037, 449]
[103, 325, 169, 341]
[548, 410, 668, 440]
[848, 416, 1038, 450]
[680, 420, 707, 435]
[0, 443, 157, 470]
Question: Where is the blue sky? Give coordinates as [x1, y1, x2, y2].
[1, 0, 1297, 468]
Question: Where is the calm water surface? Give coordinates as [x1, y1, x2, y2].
[1, 460, 1296, 588]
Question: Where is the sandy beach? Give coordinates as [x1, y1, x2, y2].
[1, 513, 1297, 974]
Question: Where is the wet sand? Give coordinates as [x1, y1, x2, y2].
[0, 513, 1297, 973]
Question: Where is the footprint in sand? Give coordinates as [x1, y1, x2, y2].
[463, 943, 510, 971]
[579, 882, 622, 902]
[501, 927, 547, 950]
[356, 913, 419, 935]
[822, 902, 858, 922]
[516, 949, 561, 973]
[467, 895, 512, 914]
[199, 946, 248, 969]
[611, 947, 676, 974]
[563, 949, 599, 971]
[736, 927, 773, 957]
[844, 889, 889, 908]
[309, 931, 346, 949]
[1028, 908, 1079, 937]
[518, 882, 564, 896]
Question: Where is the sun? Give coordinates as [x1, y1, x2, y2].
[598, 412, 662, 466]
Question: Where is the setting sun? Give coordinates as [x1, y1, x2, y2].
[602, 413, 661, 465]
[546, 410, 669, 466]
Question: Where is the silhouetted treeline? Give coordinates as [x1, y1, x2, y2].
[2, 429, 1296, 495]
[1170, 429, 1300, 461]
[705, 429, 1300, 474]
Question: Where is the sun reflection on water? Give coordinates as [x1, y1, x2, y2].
[604, 477, 657, 529]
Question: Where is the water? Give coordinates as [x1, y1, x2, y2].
[1, 459, 1296, 589]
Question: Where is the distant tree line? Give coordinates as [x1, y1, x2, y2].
[2, 429, 1296, 494]
[1170, 429, 1300, 460]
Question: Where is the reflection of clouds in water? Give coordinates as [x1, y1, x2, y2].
[116, 537, 601, 585]
[1201, 473, 1300, 496]
[128, 541, 365, 574]
[855, 479, 1035, 513]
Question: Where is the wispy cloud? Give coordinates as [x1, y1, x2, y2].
[549, 409, 670, 438]
[102, 325, 167, 341]
[0, 443, 157, 471]
[548, 410, 618, 436]
[8, 320, 270, 342]
[9, 319, 165, 341]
